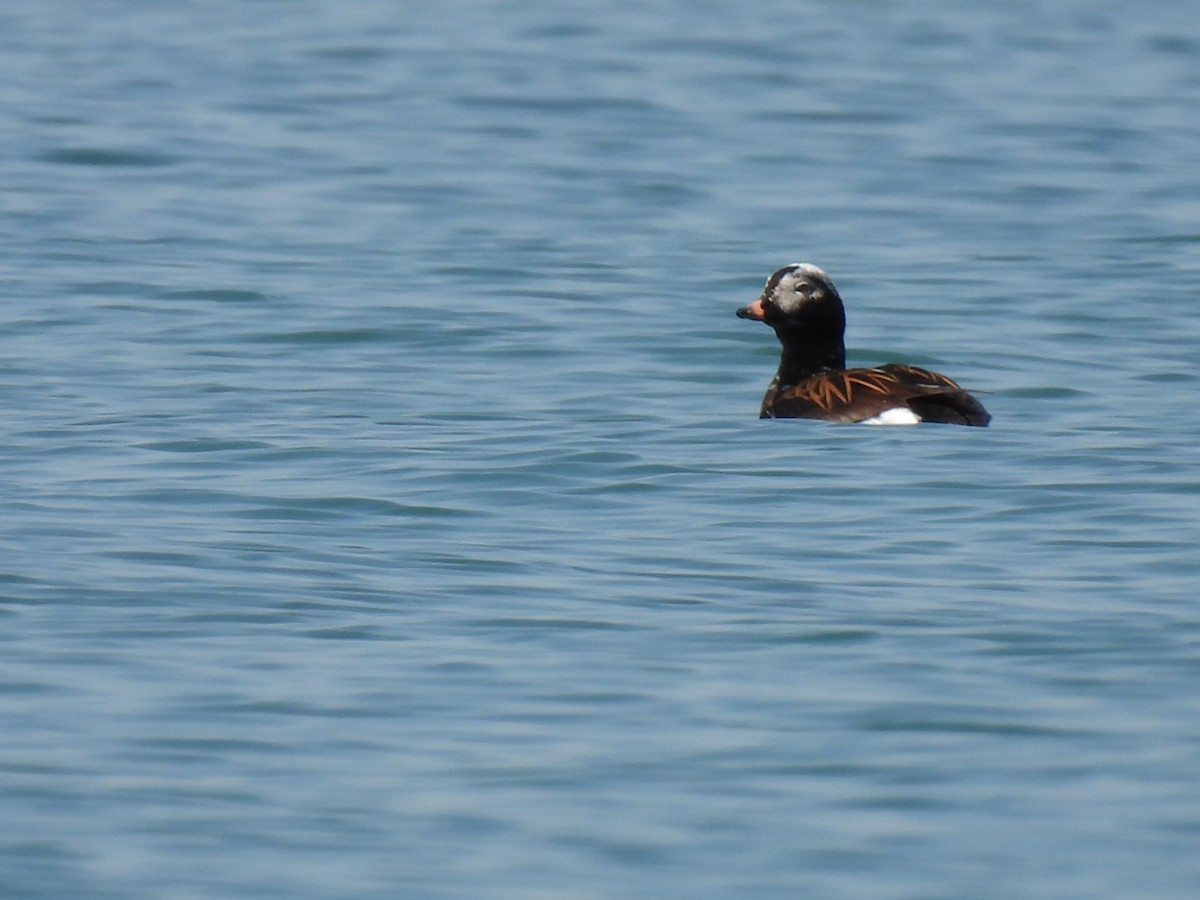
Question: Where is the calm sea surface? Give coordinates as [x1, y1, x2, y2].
[3, 1, 1200, 897]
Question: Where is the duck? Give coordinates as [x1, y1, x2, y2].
[736, 263, 991, 426]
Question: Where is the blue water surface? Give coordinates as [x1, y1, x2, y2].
[3, 1, 1200, 898]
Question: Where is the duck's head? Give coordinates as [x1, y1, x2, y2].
[736, 263, 846, 336]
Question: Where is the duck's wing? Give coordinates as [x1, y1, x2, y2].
[875, 364, 991, 426]
[766, 368, 923, 422]
[765, 365, 990, 426]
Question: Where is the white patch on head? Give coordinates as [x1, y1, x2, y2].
[774, 285, 805, 314]
[790, 263, 830, 281]
[770, 263, 836, 315]
[860, 407, 922, 426]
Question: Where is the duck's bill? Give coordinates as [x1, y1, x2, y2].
[736, 298, 766, 320]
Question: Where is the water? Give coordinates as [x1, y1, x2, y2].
[3, 1, 1199, 897]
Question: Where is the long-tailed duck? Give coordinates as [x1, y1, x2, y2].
[736, 264, 990, 426]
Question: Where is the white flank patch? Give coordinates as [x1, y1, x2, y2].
[860, 407, 921, 426]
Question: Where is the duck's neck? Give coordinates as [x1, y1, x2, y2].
[773, 331, 846, 387]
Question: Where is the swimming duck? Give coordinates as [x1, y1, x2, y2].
[736, 263, 990, 426]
